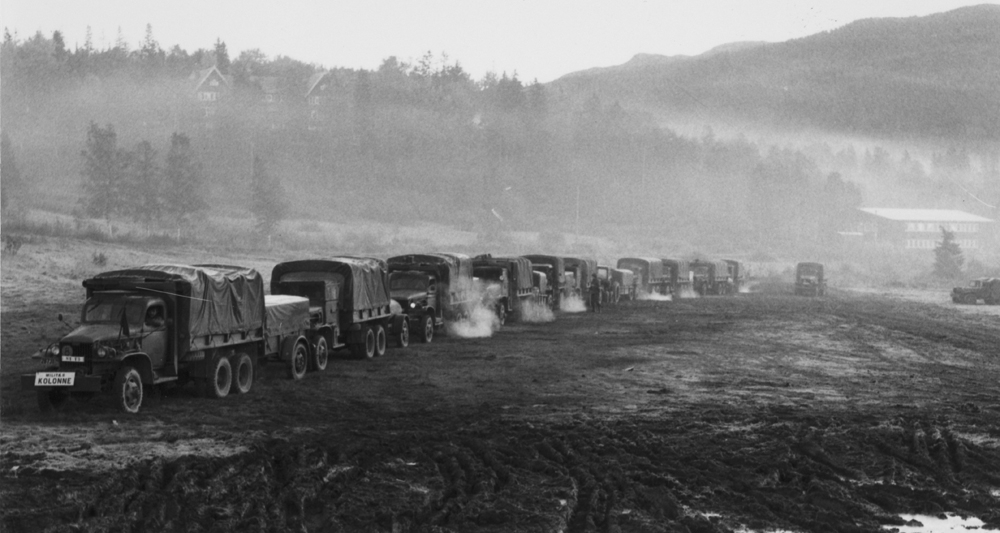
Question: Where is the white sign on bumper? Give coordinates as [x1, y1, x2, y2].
[34, 372, 75, 386]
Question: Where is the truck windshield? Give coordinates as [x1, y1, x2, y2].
[391, 276, 427, 291]
[82, 296, 145, 329]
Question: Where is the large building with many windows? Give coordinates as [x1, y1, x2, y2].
[856, 208, 994, 250]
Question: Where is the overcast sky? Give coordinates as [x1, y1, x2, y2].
[3, 0, 996, 82]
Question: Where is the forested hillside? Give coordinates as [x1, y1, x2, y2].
[1, 12, 997, 259]
[553, 5, 1000, 141]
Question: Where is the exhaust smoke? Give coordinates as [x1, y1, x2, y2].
[638, 292, 672, 302]
[560, 294, 587, 313]
[518, 300, 555, 323]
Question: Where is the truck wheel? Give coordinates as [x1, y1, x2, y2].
[311, 337, 329, 372]
[419, 315, 434, 343]
[231, 353, 254, 394]
[206, 354, 232, 399]
[288, 341, 309, 379]
[114, 365, 144, 414]
[37, 389, 70, 413]
[351, 326, 377, 359]
[393, 316, 410, 348]
[375, 324, 387, 357]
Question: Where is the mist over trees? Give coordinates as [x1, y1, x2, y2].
[1, 24, 996, 258]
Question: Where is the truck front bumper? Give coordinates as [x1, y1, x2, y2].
[21, 372, 104, 392]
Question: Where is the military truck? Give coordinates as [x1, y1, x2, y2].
[617, 257, 668, 296]
[531, 270, 551, 307]
[597, 265, 636, 303]
[794, 262, 826, 296]
[271, 257, 407, 360]
[660, 259, 691, 297]
[22, 264, 309, 414]
[689, 259, 733, 295]
[563, 257, 598, 298]
[723, 259, 745, 293]
[524, 255, 568, 309]
[951, 278, 1000, 305]
[472, 255, 538, 324]
[387, 253, 476, 343]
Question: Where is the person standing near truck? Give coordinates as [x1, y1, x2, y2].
[589, 273, 602, 313]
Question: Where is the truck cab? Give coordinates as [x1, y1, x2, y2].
[390, 270, 440, 339]
[794, 262, 826, 296]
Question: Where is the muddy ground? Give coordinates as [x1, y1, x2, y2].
[2, 242, 1000, 533]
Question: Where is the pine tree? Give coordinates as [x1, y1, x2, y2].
[249, 155, 288, 238]
[80, 122, 126, 230]
[214, 38, 230, 74]
[123, 140, 163, 232]
[162, 133, 207, 236]
[1, 132, 25, 215]
[933, 227, 964, 279]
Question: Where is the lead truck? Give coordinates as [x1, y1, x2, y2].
[23, 264, 322, 414]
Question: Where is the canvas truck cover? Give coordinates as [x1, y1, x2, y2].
[387, 253, 474, 291]
[617, 257, 665, 283]
[524, 255, 566, 283]
[263, 295, 310, 338]
[473, 255, 534, 292]
[86, 264, 265, 338]
[271, 258, 391, 311]
[563, 257, 598, 284]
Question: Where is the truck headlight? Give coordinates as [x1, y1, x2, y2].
[410, 302, 416, 308]
[46, 345, 61, 357]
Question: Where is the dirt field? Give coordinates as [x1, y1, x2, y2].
[2, 239, 1000, 533]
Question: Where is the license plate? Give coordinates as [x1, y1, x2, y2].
[62, 355, 84, 363]
[35, 372, 75, 386]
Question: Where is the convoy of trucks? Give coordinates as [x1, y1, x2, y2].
[22, 254, 754, 413]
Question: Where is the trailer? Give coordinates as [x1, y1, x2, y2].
[271, 257, 407, 359]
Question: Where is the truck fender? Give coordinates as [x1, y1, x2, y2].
[120, 353, 154, 383]
[280, 335, 308, 361]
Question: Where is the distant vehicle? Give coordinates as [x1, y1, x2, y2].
[23, 264, 303, 413]
[387, 253, 477, 342]
[271, 257, 407, 360]
[617, 257, 668, 296]
[597, 265, 636, 303]
[524, 255, 568, 309]
[472, 255, 540, 323]
[689, 259, 733, 296]
[723, 259, 745, 293]
[951, 278, 1000, 305]
[563, 257, 598, 298]
[794, 262, 827, 296]
[660, 259, 691, 297]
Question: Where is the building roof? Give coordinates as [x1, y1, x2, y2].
[190, 66, 231, 93]
[306, 71, 329, 97]
[858, 208, 993, 223]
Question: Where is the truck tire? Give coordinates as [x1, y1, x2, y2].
[419, 314, 434, 343]
[231, 353, 254, 394]
[37, 389, 70, 413]
[288, 341, 309, 380]
[351, 326, 377, 359]
[393, 316, 410, 348]
[205, 353, 232, 399]
[311, 336, 329, 372]
[114, 365, 144, 414]
[375, 324, 387, 357]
